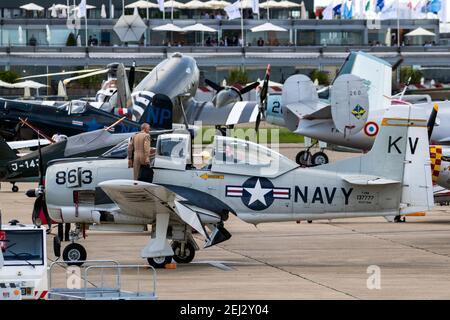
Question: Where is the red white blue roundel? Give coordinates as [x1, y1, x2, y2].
[226, 177, 290, 211]
[364, 121, 379, 137]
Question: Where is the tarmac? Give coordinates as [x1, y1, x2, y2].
[2, 144, 450, 299]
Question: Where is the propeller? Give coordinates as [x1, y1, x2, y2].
[31, 135, 52, 229]
[205, 79, 261, 99]
[255, 64, 271, 133]
[427, 103, 439, 141]
[128, 61, 136, 91]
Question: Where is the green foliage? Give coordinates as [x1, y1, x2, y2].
[227, 68, 249, 86]
[400, 66, 423, 84]
[0, 70, 19, 83]
[309, 69, 330, 86]
[66, 32, 77, 46]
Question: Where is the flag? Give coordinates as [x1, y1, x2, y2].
[438, 0, 449, 22]
[343, 0, 353, 19]
[322, 1, 335, 19]
[158, 0, 164, 12]
[251, 0, 259, 14]
[333, 2, 342, 15]
[376, 0, 384, 12]
[77, 0, 87, 18]
[225, 1, 242, 20]
[427, 0, 442, 14]
[379, 0, 396, 20]
[365, 0, 371, 11]
[412, 0, 427, 19]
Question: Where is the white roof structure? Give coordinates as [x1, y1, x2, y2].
[405, 27, 436, 37]
[152, 23, 184, 32]
[125, 0, 160, 9]
[183, 23, 217, 32]
[250, 22, 288, 32]
[20, 3, 44, 11]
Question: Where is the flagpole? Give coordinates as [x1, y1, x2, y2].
[397, 0, 400, 47]
[240, 0, 244, 48]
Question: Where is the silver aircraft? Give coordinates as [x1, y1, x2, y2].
[44, 104, 432, 268]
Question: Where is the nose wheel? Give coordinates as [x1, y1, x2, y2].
[147, 256, 173, 268]
[11, 183, 19, 192]
[62, 243, 87, 266]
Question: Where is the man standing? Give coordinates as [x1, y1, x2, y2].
[128, 123, 151, 180]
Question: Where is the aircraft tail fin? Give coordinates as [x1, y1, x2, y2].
[323, 105, 433, 214]
[139, 93, 173, 130]
[0, 138, 18, 162]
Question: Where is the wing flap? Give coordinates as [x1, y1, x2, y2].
[341, 174, 400, 185]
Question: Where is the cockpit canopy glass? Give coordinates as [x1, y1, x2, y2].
[101, 139, 129, 159]
[57, 100, 87, 114]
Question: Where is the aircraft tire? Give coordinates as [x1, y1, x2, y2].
[296, 151, 311, 166]
[12, 185, 19, 193]
[147, 256, 173, 268]
[63, 243, 87, 266]
[172, 241, 195, 264]
[311, 152, 329, 166]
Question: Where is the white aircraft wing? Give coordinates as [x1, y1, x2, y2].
[340, 174, 400, 185]
[7, 139, 51, 150]
[98, 179, 207, 238]
[187, 101, 260, 125]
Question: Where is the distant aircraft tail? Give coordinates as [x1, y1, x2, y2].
[0, 139, 18, 162]
[322, 105, 433, 214]
[139, 93, 173, 130]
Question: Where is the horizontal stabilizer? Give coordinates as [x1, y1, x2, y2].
[341, 174, 400, 185]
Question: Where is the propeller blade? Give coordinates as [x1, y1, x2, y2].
[239, 81, 259, 95]
[255, 111, 261, 133]
[205, 79, 224, 92]
[260, 64, 271, 105]
[428, 103, 439, 141]
[63, 69, 109, 86]
[19, 68, 103, 80]
[128, 61, 136, 91]
[392, 58, 404, 71]
[37, 135, 44, 186]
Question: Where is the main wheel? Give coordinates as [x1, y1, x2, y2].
[311, 152, 329, 166]
[62, 243, 87, 266]
[296, 151, 312, 166]
[12, 185, 19, 193]
[147, 256, 172, 268]
[172, 241, 196, 264]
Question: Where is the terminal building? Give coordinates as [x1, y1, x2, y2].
[0, 0, 448, 95]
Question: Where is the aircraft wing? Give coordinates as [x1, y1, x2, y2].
[7, 139, 51, 150]
[98, 179, 207, 238]
[340, 174, 400, 185]
[187, 101, 259, 126]
[284, 101, 331, 120]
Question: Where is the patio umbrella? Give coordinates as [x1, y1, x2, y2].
[46, 25, 51, 44]
[50, 4, 58, 17]
[113, 14, 148, 42]
[184, 0, 212, 9]
[300, 1, 307, 19]
[101, 4, 107, 18]
[133, 6, 139, 15]
[239, 0, 257, 9]
[204, 0, 230, 9]
[76, 34, 82, 46]
[13, 80, 48, 89]
[164, 0, 186, 9]
[250, 22, 287, 32]
[125, 0, 159, 9]
[57, 80, 67, 97]
[18, 26, 24, 44]
[152, 23, 183, 32]
[183, 23, 217, 32]
[278, 0, 301, 8]
[405, 27, 436, 37]
[20, 3, 45, 11]
[260, 0, 283, 9]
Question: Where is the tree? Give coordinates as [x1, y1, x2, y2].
[400, 66, 423, 85]
[227, 68, 249, 86]
[309, 69, 330, 86]
[0, 70, 19, 83]
[66, 32, 77, 46]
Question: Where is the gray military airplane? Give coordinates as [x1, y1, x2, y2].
[43, 104, 432, 268]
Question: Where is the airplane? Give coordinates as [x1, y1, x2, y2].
[263, 51, 450, 166]
[42, 104, 432, 268]
[1, 53, 267, 141]
[0, 96, 174, 192]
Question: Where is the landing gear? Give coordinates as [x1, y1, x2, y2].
[172, 241, 196, 264]
[295, 141, 329, 167]
[62, 243, 87, 266]
[11, 183, 18, 193]
[394, 215, 406, 223]
[147, 256, 173, 269]
[215, 125, 234, 137]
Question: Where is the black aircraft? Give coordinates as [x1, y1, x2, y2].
[0, 94, 173, 191]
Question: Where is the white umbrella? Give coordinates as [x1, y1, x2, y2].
[113, 14, 148, 42]
[278, 0, 301, 8]
[12, 80, 48, 89]
[405, 27, 436, 37]
[184, 0, 212, 9]
[133, 6, 139, 15]
[164, 0, 186, 9]
[300, 1, 307, 19]
[183, 23, 217, 32]
[204, 0, 230, 9]
[18, 26, 24, 44]
[111, 4, 115, 19]
[101, 4, 107, 18]
[125, 0, 159, 8]
[152, 23, 183, 32]
[50, 4, 58, 17]
[53, 4, 68, 10]
[57, 80, 67, 97]
[260, 0, 284, 9]
[250, 22, 287, 32]
[239, 0, 257, 9]
[46, 25, 51, 44]
[20, 3, 44, 11]
[76, 34, 82, 46]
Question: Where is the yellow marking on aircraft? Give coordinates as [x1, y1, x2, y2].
[381, 118, 427, 127]
[200, 173, 224, 180]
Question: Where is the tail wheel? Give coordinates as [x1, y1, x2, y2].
[172, 241, 196, 264]
[12, 185, 19, 193]
[62, 243, 87, 266]
[296, 151, 311, 166]
[147, 256, 173, 268]
[311, 152, 329, 166]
